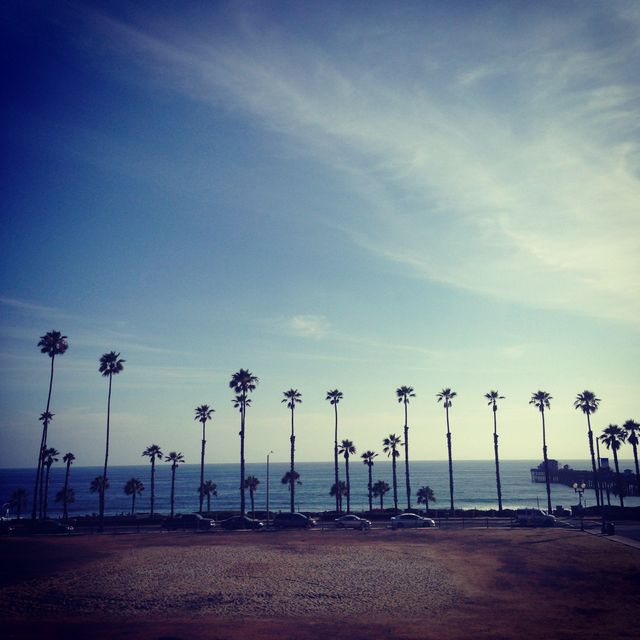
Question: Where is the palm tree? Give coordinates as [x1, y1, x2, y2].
[529, 390, 553, 513]
[55, 487, 75, 514]
[10, 488, 28, 519]
[416, 486, 436, 515]
[600, 425, 628, 507]
[485, 391, 505, 513]
[282, 389, 302, 513]
[396, 386, 415, 509]
[142, 444, 163, 518]
[383, 434, 402, 512]
[244, 475, 260, 519]
[229, 369, 259, 515]
[33, 330, 68, 520]
[61, 452, 75, 521]
[622, 420, 639, 489]
[574, 391, 602, 507]
[281, 470, 302, 495]
[124, 478, 145, 516]
[98, 351, 125, 525]
[436, 388, 457, 512]
[165, 451, 185, 518]
[89, 476, 109, 514]
[372, 480, 390, 510]
[326, 389, 344, 513]
[200, 480, 217, 513]
[194, 405, 214, 514]
[361, 451, 378, 512]
[338, 439, 356, 513]
[42, 447, 59, 519]
[330, 481, 348, 512]
[36, 412, 53, 519]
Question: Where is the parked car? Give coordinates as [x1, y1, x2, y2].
[390, 513, 436, 529]
[219, 515, 265, 530]
[335, 514, 371, 530]
[273, 512, 317, 529]
[515, 509, 556, 527]
[162, 513, 215, 531]
[20, 520, 74, 534]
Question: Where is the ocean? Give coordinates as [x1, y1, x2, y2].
[1, 459, 638, 517]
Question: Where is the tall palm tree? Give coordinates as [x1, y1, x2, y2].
[600, 425, 628, 508]
[326, 389, 344, 513]
[55, 487, 75, 514]
[142, 444, 163, 518]
[282, 389, 302, 512]
[10, 488, 28, 519]
[416, 486, 436, 515]
[244, 475, 260, 519]
[338, 439, 356, 513]
[194, 405, 214, 514]
[42, 447, 59, 519]
[485, 391, 505, 513]
[61, 452, 75, 521]
[361, 450, 378, 512]
[330, 481, 348, 512]
[36, 412, 53, 519]
[529, 390, 553, 513]
[383, 434, 402, 512]
[165, 451, 185, 518]
[89, 476, 109, 514]
[98, 351, 125, 525]
[436, 388, 457, 512]
[124, 478, 145, 516]
[33, 330, 68, 520]
[574, 391, 602, 507]
[372, 480, 390, 510]
[396, 386, 415, 509]
[622, 419, 639, 489]
[229, 369, 259, 515]
[201, 480, 217, 513]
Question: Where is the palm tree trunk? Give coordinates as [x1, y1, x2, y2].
[63, 461, 71, 521]
[631, 441, 639, 495]
[446, 406, 454, 513]
[379, 493, 384, 510]
[150, 459, 156, 518]
[131, 492, 136, 516]
[541, 411, 552, 513]
[240, 398, 246, 516]
[392, 456, 398, 512]
[404, 401, 411, 510]
[596, 438, 605, 505]
[613, 449, 624, 508]
[251, 490, 255, 519]
[290, 406, 295, 513]
[345, 456, 351, 513]
[170, 465, 176, 518]
[44, 464, 51, 519]
[333, 404, 339, 513]
[100, 373, 113, 526]
[367, 464, 373, 512]
[199, 420, 206, 514]
[425, 497, 429, 515]
[38, 448, 47, 519]
[493, 407, 503, 513]
[207, 493, 211, 513]
[586, 414, 601, 507]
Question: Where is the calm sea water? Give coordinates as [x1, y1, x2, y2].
[1, 459, 638, 517]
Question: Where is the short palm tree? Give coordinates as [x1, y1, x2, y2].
[229, 369, 259, 515]
[194, 405, 214, 514]
[436, 388, 457, 512]
[165, 451, 185, 517]
[600, 425, 628, 507]
[330, 481, 348, 512]
[372, 480, 390, 510]
[55, 487, 75, 514]
[36, 412, 53, 518]
[142, 444, 163, 518]
[338, 439, 356, 513]
[383, 434, 402, 512]
[89, 476, 109, 513]
[98, 351, 125, 525]
[124, 478, 145, 516]
[396, 386, 415, 509]
[622, 419, 639, 486]
[33, 330, 68, 520]
[10, 488, 28, 519]
[361, 451, 378, 512]
[574, 391, 602, 507]
[529, 390, 553, 513]
[485, 391, 505, 513]
[326, 389, 343, 512]
[244, 475, 260, 519]
[282, 389, 302, 512]
[42, 447, 59, 519]
[416, 486, 436, 515]
[281, 470, 302, 493]
[200, 480, 217, 513]
[61, 452, 75, 520]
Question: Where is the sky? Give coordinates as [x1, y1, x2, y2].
[1, 0, 639, 469]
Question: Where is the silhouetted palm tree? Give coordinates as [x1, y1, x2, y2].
[42, 447, 59, 519]
[372, 480, 390, 510]
[396, 386, 415, 509]
[383, 434, 402, 512]
[124, 478, 145, 515]
[485, 391, 505, 513]
[281, 470, 302, 493]
[330, 481, 348, 512]
[61, 452, 75, 520]
[98, 351, 125, 525]
[89, 476, 109, 514]
[142, 444, 163, 518]
[10, 488, 28, 519]
[416, 486, 436, 515]
[361, 450, 378, 512]
[194, 405, 214, 514]
[245, 475, 260, 519]
[229, 369, 258, 515]
[36, 412, 53, 519]
[622, 419, 639, 487]
[339, 439, 356, 513]
[574, 391, 602, 507]
[165, 451, 185, 518]
[600, 425, 628, 507]
[201, 480, 217, 513]
[33, 330, 68, 520]
[529, 390, 553, 513]
[55, 487, 75, 514]
[436, 388, 457, 512]
[282, 389, 302, 512]
[326, 389, 344, 513]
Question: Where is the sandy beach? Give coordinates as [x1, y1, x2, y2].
[1, 528, 639, 639]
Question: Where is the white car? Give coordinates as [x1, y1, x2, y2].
[390, 513, 436, 529]
[335, 514, 372, 530]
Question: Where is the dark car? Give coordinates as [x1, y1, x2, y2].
[162, 513, 215, 531]
[273, 512, 317, 529]
[19, 520, 74, 534]
[220, 515, 265, 530]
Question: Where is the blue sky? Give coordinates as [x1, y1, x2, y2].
[1, 0, 638, 469]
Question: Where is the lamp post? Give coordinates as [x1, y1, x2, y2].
[266, 450, 274, 528]
[573, 481, 586, 531]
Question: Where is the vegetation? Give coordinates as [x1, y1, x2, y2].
[574, 390, 602, 507]
[622, 419, 639, 487]
[529, 390, 553, 513]
[244, 475, 260, 518]
[55, 487, 75, 513]
[600, 425, 628, 508]
[200, 480, 217, 513]
[436, 388, 457, 512]
[416, 485, 436, 514]
[338, 439, 356, 513]
[61, 452, 75, 520]
[10, 488, 28, 519]
[282, 389, 302, 512]
[194, 405, 214, 514]
[396, 386, 415, 510]
[165, 451, 185, 517]
[89, 475, 109, 513]
[142, 444, 163, 517]
[372, 480, 390, 510]
[485, 391, 505, 513]
[330, 481, 347, 512]
[326, 389, 344, 513]
[383, 434, 402, 512]
[361, 450, 378, 512]
[124, 477, 145, 515]
[42, 447, 59, 519]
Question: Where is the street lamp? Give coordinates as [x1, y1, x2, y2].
[266, 451, 274, 528]
[573, 481, 586, 531]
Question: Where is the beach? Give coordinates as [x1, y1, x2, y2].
[1, 528, 639, 639]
